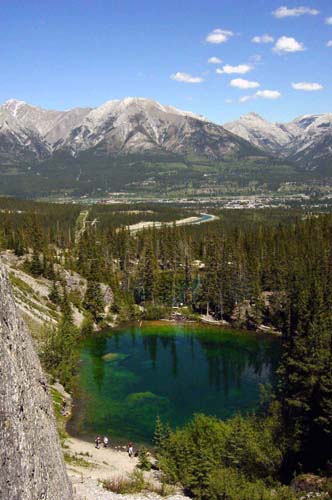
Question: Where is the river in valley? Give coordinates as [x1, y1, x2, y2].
[68, 322, 280, 444]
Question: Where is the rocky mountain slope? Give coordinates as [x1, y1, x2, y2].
[0, 97, 262, 164]
[60, 97, 258, 159]
[224, 112, 295, 155]
[0, 99, 91, 163]
[286, 114, 332, 173]
[0, 97, 331, 196]
[224, 112, 332, 172]
[0, 262, 73, 500]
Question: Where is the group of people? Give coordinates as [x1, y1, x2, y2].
[95, 435, 109, 449]
[94, 436, 134, 457]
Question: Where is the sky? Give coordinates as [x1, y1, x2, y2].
[0, 0, 331, 124]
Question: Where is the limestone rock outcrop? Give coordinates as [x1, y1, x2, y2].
[0, 263, 73, 500]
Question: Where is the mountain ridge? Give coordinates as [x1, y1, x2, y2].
[224, 111, 332, 171]
[0, 97, 263, 162]
[0, 97, 331, 196]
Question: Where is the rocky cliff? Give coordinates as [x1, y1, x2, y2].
[0, 263, 73, 500]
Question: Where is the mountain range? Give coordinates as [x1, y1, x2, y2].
[0, 97, 331, 196]
[224, 112, 332, 174]
[0, 97, 259, 163]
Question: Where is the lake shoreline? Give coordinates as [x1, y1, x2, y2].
[65, 435, 190, 500]
[108, 317, 281, 338]
[67, 322, 280, 445]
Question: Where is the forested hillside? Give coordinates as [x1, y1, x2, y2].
[1, 199, 332, 498]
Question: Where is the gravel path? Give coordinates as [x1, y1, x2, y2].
[66, 437, 189, 500]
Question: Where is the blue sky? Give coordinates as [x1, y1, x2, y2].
[0, 0, 331, 123]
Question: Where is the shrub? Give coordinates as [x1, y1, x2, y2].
[143, 304, 170, 320]
[207, 468, 296, 500]
[158, 413, 284, 498]
[137, 446, 151, 471]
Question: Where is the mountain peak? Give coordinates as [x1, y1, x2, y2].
[240, 112, 267, 122]
[3, 99, 27, 117]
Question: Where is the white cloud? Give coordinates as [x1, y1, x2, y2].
[327, 40, 332, 47]
[206, 29, 234, 44]
[216, 64, 252, 74]
[230, 78, 260, 89]
[273, 36, 305, 53]
[171, 72, 204, 83]
[256, 90, 281, 99]
[292, 82, 323, 91]
[325, 17, 332, 25]
[239, 90, 281, 103]
[252, 34, 274, 44]
[208, 56, 222, 64]
[225, 99, 233, 104]
[239, 95, 254, 103]
[273, 6, 319, 18]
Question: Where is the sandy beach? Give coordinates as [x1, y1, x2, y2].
[66, 435, 187, 500]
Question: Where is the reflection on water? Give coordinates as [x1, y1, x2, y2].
[69, 323, 280, 444]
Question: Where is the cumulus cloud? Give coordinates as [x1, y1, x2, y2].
[256, 90, 281, 99]
[325, 17, 332, 25]
[327, 40, 332, 47]
[216, 64, 252, 74]
[292, 82, 323, 91]
[273, 6, 319, 18]
[171, 72, 204, 83]
[208, 56, 222, 64]
[273, 36, 305, 53]
[252, 34, 274, 44]
[206, 29, 234, 44]
[230, 78, 260, 89]
[239, 90, 281, 103]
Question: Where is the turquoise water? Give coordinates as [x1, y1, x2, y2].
[69, 322, 280, 444]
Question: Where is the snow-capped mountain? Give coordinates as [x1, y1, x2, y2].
[0, 101, 50, 163]
[224, 112, 332, 171]
[224, 112, 293, 155]
[60, 96, 258, 159]
[286, 114, 332, 172]
[0, 98, 331, 174]
[0, 99, 91, 163]
[61, 97, 211, 154]
[0, 97, 260, 163]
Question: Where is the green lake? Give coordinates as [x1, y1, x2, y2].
[68, 322, 280, 444]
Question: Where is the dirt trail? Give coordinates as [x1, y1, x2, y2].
[66, 436, 139, 481]
[66, 436, 188, 500]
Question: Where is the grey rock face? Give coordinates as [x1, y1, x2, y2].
[224, 112, 332, 170]
[0, 263, 73, 500]
[0, 97, 331, 171]
[0, 97, 260, 164]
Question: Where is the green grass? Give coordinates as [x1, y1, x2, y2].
[64, 452, 92, 468]
[9, 273, 35, 295]
[22, 313, 43, 340]
[101, 470, 175, 496]
[50, 387, 68, 443]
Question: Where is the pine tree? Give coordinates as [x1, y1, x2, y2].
[49, 280, 61, 305]
[137, 447, 151, 471]
[83, 280, 104, 321]
[153, 416, 165, 454]
[30, 249, 43, 276]
[61, 282, 73, 323]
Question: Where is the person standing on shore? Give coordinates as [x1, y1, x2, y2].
[103, 436, 109, 448]
[127, 442, 134, 457]
[95, 436, 101, 449]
